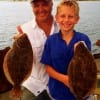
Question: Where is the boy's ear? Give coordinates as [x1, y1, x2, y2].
[75, 16, 80, 24]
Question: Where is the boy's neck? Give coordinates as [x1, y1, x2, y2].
[61, 30, 74, 45]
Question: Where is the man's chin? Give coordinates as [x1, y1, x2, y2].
[37, 17, 48, 22]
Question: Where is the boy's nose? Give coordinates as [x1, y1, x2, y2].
[64, 17, 69, 22]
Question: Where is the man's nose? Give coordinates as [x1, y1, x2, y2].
[38, 5, 44, 11]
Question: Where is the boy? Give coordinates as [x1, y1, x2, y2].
[41, 1, 91, 100]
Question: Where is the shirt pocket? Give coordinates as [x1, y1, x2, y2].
[31, 41, 44, 63]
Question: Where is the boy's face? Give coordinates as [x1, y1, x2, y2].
[56, 5, 79, 33]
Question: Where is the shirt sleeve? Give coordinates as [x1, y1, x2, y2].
[40, 39, 52, 66]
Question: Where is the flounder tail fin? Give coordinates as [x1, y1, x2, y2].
[10, 85, 22, 100]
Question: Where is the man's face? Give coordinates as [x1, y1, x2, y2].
[31, 1, 53, 22]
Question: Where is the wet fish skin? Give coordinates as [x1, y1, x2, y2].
[3, 34, 33, 98]
[68, 42, 97, 100]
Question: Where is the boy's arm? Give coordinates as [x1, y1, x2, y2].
[46, 65, 70, 87]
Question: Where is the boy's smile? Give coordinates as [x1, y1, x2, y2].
[56, 6, 79, 33]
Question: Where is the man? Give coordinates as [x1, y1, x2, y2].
[15, 0, 59, 100]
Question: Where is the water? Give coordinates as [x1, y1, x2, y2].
[0, 1, 100, 54]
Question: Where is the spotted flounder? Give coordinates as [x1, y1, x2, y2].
[3, 34, 33, 98]
[68, 42, 97, 100]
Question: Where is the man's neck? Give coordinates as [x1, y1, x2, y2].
[36, 16, 53, 37]
[36, 15, 53, 27]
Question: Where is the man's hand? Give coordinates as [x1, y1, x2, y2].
[13, 25, 24, 40]
[17, 25, 24, 34]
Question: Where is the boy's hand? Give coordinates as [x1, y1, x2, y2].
[63, 75, 70, 88]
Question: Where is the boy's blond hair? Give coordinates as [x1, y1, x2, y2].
[56, 1, 79, 16]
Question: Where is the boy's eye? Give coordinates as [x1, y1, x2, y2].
[59, 14, 75, 19]
[68, 15, 74, 18]
[60, 15, 66, 18]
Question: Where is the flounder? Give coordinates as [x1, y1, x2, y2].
[3, 34, 33, 99]
[0, 47, 12, 93]
[68, 42, 97, 100]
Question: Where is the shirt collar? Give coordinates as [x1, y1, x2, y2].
[50, 20, 57, 35]
[32, 18, 38, 29]
[58, 30, 76, 40]
[31, 18, 58, 34]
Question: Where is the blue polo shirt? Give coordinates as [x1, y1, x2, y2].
[41, 30, 91, 100]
